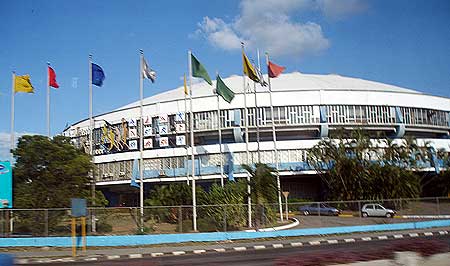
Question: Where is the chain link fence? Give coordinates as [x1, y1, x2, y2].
[1, 197, 449, 237]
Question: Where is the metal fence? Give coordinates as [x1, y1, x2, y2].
[1, 197, 449, 237]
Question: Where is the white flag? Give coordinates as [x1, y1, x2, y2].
[142, 57, 156, 83]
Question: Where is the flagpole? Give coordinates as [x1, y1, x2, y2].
[10, 72, 15, 162]
[139, 50, 145, 232]
[184, 75, 190, 185]
[241, 43, 252, 228]
[188, 50, 197, 231]
[88, 55, 97, 233]
[216, 72, 224, 187]
[46, 63, 50, 137]
[266, 52, 284, 222]
[255, 50, 261, 162]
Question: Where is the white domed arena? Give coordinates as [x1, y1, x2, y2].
[63, 72, 450, 206]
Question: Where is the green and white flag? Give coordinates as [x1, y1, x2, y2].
[216, 74, 235, 103]
[191, 54, 212, 85]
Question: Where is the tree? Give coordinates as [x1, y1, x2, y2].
[308, 129, 423, 201]
[201, 180, 248, 230]
[12, 135, 106, 234]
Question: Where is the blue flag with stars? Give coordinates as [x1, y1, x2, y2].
[92, 63, 105, 87]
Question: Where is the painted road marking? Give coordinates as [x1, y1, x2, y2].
[273, 244, 284, 248]
[172, 251, 186, 256]
[193, 250, 206, 254]
[84, 258, 99, 261]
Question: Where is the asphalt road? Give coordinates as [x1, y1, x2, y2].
[26, 234, 450, 266]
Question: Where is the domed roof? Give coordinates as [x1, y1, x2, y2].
[118, 72, 420, 110]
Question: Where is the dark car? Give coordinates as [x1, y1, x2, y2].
[299, 203, 341, 216]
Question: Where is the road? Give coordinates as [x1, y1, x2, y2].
[26, 234, 450, 266]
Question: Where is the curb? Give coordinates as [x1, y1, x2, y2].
[244, 218, 300, 232]
[14, 230, 449, 264]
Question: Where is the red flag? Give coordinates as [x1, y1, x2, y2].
[48, 66, 59, 88]
[268, 61, 285, 78]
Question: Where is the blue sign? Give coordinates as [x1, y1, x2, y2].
[71, 198, 87, 217]
[0, 161, 12, 208]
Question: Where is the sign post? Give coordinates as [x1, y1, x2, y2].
[282, 191, 289, 221]
[71, 198, 87, 257]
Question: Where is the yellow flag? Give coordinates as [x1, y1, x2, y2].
[183, 74, 188, 95]
[242, 51, 260, 83]
[14, 75, 34, 93]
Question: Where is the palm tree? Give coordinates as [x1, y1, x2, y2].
[241, 163, 278, 227]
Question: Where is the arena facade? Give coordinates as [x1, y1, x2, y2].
[63, 72, 450, 206]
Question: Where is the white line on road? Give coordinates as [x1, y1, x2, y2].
[84, 258, 98, 261]
[172, 251, 186, 256]
[193, 250, 206, 254]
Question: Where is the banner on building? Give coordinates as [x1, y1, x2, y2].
[0, 161, 12, 208]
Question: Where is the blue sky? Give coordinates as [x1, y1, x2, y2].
[1, 0, 450, 160]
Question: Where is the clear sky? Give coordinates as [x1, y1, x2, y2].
[1, 0, 450, 160]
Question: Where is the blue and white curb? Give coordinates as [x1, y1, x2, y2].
[3, 219, 450, 248]
[14, 229, 449, 264]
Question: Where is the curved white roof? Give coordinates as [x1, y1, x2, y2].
[118, 72, 420, 110]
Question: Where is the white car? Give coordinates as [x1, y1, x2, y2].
[361, 204, 396, 218]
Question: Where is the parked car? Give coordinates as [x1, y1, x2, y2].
[299, 203, 341, 216]
[361, 204, 396, 218]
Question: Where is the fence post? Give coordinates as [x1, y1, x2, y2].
[436, 197, 440, 216]
[358, 201, 362, 219]
[44, 209, 49, 236]
[178, 206, 183, 233]
[6, 210, 10, 237]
